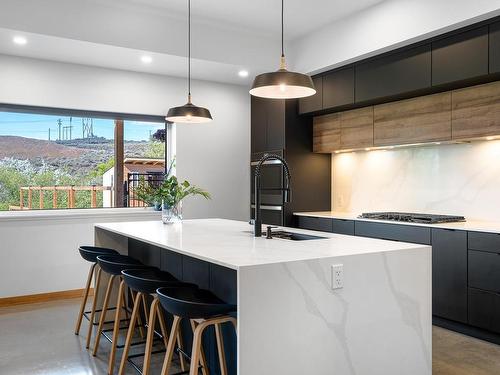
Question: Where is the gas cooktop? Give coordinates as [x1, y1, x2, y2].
[359, 212, 466, 224]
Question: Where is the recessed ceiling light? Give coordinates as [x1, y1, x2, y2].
[486, 136, 495, 141]
[13, 36, 27, 45]
[365, 148, 371, 152]
[238, 70, 249, 78]
[141, 55, 152, 64]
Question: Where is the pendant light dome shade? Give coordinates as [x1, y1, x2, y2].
[249, 68, 316, 99]
[166, 100, 213, 124]
[249, 0, 315, 100]
[166, 0, 212, 124]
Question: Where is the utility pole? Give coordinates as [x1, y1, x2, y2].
[57, 119, 62, 141]
[48, 128, 51, 141]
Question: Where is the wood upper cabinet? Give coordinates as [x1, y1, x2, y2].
[374, 92, 452, 146]
[490, 22, 500, 74]
[323, 67, 354, 109]
[355, 44, 431, 103]
[298, 76, 323, 114]
[340, 107, 374, 149]
[452, 80, 500, 140]
[313, 113, 340, 152]
[313, 107, 373, 152]
[432, 26, 489, 86]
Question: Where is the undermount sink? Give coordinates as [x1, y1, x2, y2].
[269, 231, 327, 241]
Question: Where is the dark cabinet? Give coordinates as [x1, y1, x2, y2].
[432, 26, 488, 86]
[297, 216, 332, 232]
[468, 231, 500, 253]
[323, 67, 355, 109]
[355, 44, 431, 103]
[354, 221, 431, 245]
[469, 250, 500, 293]
[298, 76, 323, 114]
[432, 229, 468, 323]
[331, 219, 355, 235]
[251, 96, 284, 153]
[490, 22, 500, 73]
[468, 288, 500, 334]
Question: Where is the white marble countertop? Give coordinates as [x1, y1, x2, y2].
[294, 211, 500, 234]
[95, 218, 427, 270]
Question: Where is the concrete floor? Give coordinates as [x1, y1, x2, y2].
[1, 298, 500, 374]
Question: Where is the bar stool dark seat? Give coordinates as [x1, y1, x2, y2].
[92, 254, 149, 372]
[157, 286, 237, 375]
[116, 269, 195, 375]
[75, 246, 119, 349]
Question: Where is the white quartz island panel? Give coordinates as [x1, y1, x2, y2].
[95, 219, 431, 375]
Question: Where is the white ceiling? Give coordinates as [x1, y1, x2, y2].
[99, 0, 386, 39]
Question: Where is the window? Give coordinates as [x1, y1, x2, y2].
[0, 107, 166, 211]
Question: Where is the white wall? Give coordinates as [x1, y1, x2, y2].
[0, 53, 251, 221]
[0, 210, 160, 298]
[290, 0, 500, 74]
[332, 141, 500, 221]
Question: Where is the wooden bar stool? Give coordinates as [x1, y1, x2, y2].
[92, 254, 149, 371]
[157, 286, 237, 375]
[117, 268, 195, 375]
[75, 245, 119, 349]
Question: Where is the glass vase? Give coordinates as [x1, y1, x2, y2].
[162, 201, 182, 224]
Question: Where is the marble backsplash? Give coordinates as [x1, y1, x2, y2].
[332, 140, 500, 221]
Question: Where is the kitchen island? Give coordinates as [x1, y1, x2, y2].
[95, 218, 431, 375]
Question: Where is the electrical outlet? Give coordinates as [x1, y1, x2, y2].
[331, 264, 344, 290]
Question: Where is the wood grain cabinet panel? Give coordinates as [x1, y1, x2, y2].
[452, 80, 500, 139]
[313, 113, 341, 152]
[374, 92, 452, 146]
[340, 107, 374, 149]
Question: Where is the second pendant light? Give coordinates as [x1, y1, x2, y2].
[249, 0, 316, 99]
[166, 0, 212, 123]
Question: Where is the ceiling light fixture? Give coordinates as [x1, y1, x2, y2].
[141, 55, 152, 64]
[486, 136, 495, 141]
[13, 36, 27, 45]
[166, 0, 212, 124]
[238, 70, 249, 78]
[249, 0, 315, 99]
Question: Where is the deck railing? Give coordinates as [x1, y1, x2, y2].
[10, 185, 112, 210]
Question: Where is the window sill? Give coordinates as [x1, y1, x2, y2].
[0, 207, 161, 222]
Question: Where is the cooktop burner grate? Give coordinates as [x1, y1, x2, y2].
[359, 212, 466, 224]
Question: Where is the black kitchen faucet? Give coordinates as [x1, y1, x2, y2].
[253, 153, 291, 237]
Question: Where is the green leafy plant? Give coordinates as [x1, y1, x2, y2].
[135, 158, 210, 208]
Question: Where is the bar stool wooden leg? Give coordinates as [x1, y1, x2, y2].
[92, 274, 116, 356]
[132, 291, 146, 339]
[75, 263, 96, 335]
[190, 320, 209, 375]
[86, 266, 102, 349]
[215, 323, 228, 375]
[160, 315, 182, 375]
[108, 279, 125, 375]
[117, 291, 143, 375]
[189, 321, 211, 375]
[142, 298, 160, 375]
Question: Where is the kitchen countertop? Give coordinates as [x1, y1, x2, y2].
[294, 211, 500, 234]
[95, 218, 427, 270]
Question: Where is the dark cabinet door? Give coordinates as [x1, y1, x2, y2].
[432, 26, 488, 86]
[251, 96, 268, 153]
[298, 76, 323, 114]
[323, 67, 355, 109]
[431, 229, 468, 323]
[355, 44, 431, 103]
[296, 216, 332, 232]
[354, 221, 431, 245]
[266, 99, 285, 151]
[490, 22, 500, 74]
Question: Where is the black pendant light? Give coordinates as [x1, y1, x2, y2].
[250, 0, 316, 99]
[166, 0, 212, 123]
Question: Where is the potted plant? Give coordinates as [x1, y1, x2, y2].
[135, 158, 210, 223]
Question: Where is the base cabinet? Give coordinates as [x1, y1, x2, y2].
[468, 288, 500, 334]
[431, 229, 468, 323]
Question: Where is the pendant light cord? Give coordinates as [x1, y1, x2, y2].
[281, 0, 284, 58]
[188, 0, 191, 102]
